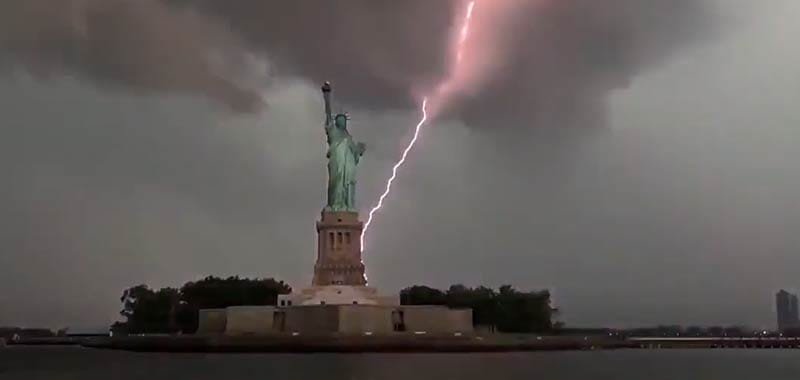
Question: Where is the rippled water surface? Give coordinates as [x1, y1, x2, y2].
[2, 346, 800, 380]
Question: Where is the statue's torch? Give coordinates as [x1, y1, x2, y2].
[321, 81, 333, 125]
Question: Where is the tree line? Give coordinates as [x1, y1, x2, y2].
[113, 277, 557, 334]
[113, 276, 291, 334]
[400, 285, 557, 333]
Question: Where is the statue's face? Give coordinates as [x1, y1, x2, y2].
[335, 115, 347, 129]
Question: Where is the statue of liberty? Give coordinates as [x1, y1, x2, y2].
[321, 82, 366, 212]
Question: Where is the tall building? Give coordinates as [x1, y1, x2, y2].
[776, 290, 799, 332]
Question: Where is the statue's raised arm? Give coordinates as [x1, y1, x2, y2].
[321, 81, 333, 127]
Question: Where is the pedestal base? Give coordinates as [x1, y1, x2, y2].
[314, 211, 366, 286]
[278, 285, 399, 307]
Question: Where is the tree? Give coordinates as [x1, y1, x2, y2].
[118, 285, 180, 334]
[178, 276, 291, 333]
[400, 285, 447, 306]
[464, 286, 498, 328]
[115, 277, 292, 334]
[401, 284, 555, 333]
[495, 285, 554, 333]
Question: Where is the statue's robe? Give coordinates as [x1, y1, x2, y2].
[325, 123, 362, 211]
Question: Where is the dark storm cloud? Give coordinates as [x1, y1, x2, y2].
[0, 0, 713, 125]
[171, 0, 455, 110]
[456, 0, 714, 129]
[176, 0, 712, 129]
[0, 0, 262, 112]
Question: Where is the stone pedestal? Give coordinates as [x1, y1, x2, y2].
[278, 285, 399, 307]
[201, 207, 473, 336]
[313, 211, 366, 286]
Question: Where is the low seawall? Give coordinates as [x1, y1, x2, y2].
[82, 334, 633, 353]
[7, 337, 84, 346]
[631, 337, 800, 349]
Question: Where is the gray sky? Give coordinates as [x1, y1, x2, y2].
[1, 0, 798, 329]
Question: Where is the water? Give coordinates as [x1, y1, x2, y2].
[1, 346, 799, 379]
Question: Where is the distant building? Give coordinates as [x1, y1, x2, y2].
[776, 290, 799, 332]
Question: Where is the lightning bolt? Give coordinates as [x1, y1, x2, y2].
[361, 0, 477, 253]
[457, 1, 476, 64]
[361, 98, 428, 252]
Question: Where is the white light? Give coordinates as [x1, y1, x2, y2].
[361, 0, 478, 253]
[292, 332, 300, 336]
[362, 98, 428, 251]
[364, 331, 373, 336]
[414, 331, 427, 335]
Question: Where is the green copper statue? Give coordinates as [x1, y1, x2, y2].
[321, 82, 366, 212]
